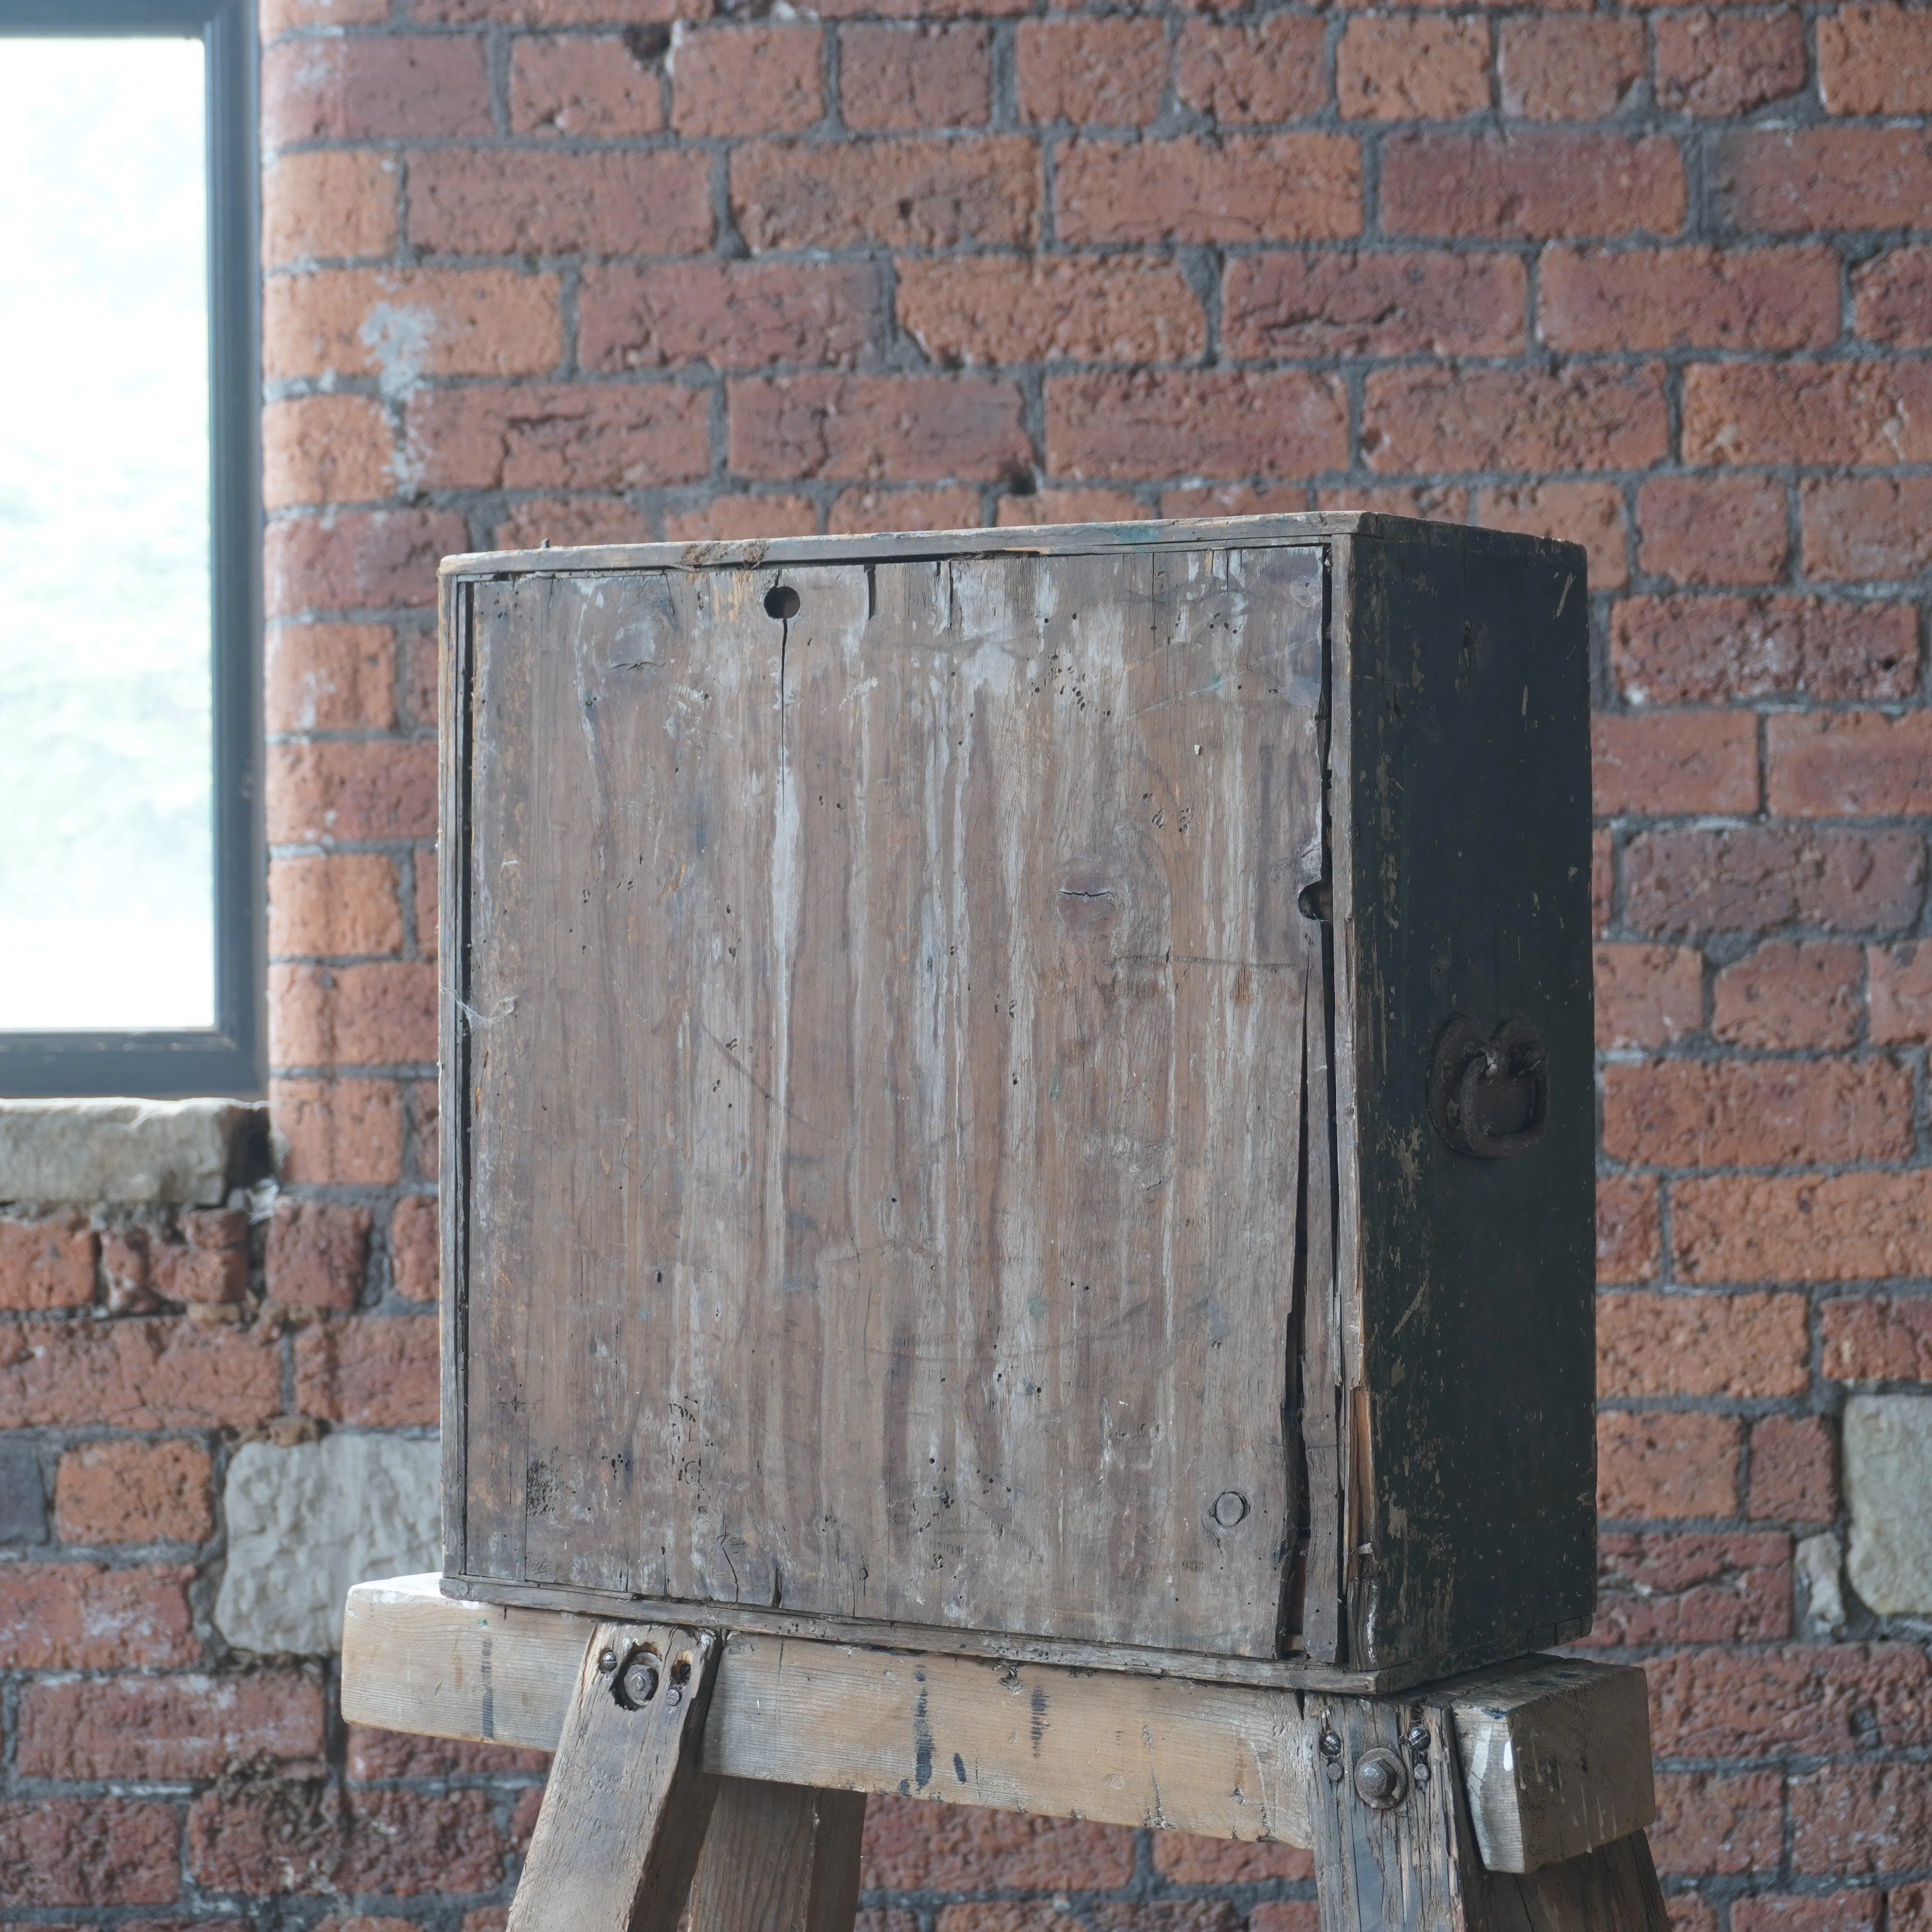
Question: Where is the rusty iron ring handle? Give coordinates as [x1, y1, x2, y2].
[1429, 1014, 1549, 1159]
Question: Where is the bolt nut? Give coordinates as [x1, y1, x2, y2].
[1324, 1761, 1345, 1784]
[1413, 1762, 1432, 1787]
[615, 1649, 661, 1709]
[1318, 1729, 1343, 1760]
[1353, 1747, 1409, 1810]
[1406, 1724, 1430, 1752]
[597, 1648, 618, 1675]
[667, 1686, 683, 1708]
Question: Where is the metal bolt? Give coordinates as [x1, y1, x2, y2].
[1324, 1762, 1344, 1785]
[1318, 1729, 1343, 1760]
[1353, 1748, 1409, 1811]
[1210, 1490, 1250, 1529]
[1406, 1724, 1430, 1753]
[597, 1648, 618, 1675]
[1412, 1762, 1432, 1787]
[621, 1658, 661, 1707]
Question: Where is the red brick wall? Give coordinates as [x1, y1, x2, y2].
[4, 0, 1931, 1919]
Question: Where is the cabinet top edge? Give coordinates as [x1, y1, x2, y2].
[439, 511, 1587, 582]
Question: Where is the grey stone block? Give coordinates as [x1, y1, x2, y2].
[1845, 1394, 1932, 1615]
[0, 1439, 46, 1544]
[215, 1434, 441, 1655]
[0, 1098, 269, 1205]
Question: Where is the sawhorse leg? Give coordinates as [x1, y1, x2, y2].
[692, 1782, 867, 1932]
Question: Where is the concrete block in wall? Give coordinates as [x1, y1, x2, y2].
[1844, 1394, 1932, 1615]
[0, 1098, 269, 1205]
[216, 1434, 439, 1655]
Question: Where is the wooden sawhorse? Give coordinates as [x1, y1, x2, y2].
[343, 1577, 1665, 1932]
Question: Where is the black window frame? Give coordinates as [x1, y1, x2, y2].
[0, 0, 262, 1099]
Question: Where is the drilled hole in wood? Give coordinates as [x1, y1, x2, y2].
[765, 585, 800, 621]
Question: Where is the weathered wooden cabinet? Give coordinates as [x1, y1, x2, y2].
[438, 513, 1594, 1690]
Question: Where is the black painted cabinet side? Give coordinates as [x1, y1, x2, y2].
[1336, 529, 1596, 1673]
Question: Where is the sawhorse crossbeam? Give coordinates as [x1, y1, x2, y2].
[342, 1577, 1666, 1932]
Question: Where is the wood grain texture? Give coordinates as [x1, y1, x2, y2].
[341, 1576, 1653, 1870]
[689, 1781, 865, 1932]
[455, 544, 1325, 1655]
[1444, 1660, 1656, 1875]
[1476, 1833, 1669, 1932]
[508, 1622, 720, 1932]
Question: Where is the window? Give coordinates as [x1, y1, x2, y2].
[0, 0, 258, 1097]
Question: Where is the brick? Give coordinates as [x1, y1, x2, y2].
[1802, 476, 1932, 581]
[19, 1671, 325, 1779]
[405, 384, 709, 492]
[54, 1440, 214, 1545]
[1593, 711, 1755, 816]
[264, 268, 562, 384]
[842, 24, 989, 130]
[1018, 17, 1167, 124]
[1175, 18, 1328, 123]
[898, 257, 1204, 366]
[1872, 943, 1932, 1045]
[1656, 9, 1807, 115]
[1823, 1296, 1932, 1379]
[1362, 363, 1667, 473]
[1597, 1410, 1740, 1519]
[0, 1800, 179, 1905]
[1088, 1909, 1240, 1932]
[1713, 127, 1932, 233]
[262, 0, 390, 32]
[1671, 1900, 1719, 1932]
[1250, 1911, 1321, 1932]
[1854, 245, 1932, 345]
[860, 1796, 1134, 1890]
[262, 150, 397, 268]
[1819, 3, 1932, 111]
[294, 1315, 440, 1426]
[416, 0, 682, 18]
[1750, 1413, 1839, 1523]
[1381, 132, 1684, 237]
[266, 1199, 373, 1311]
[0, 1562, 197, 1668]
[1648, 1770, 1783, 1877]
[1151, 1837, 1315, 1882]
[264, 395, 392, 513]
[1629, 825, 1925, 935]
[1223, 251, 1525, 359]
[408, 149, 712, 256]
[1499, 16, 1644, 118]
[1338, 15, 1490, 119]
[1598, 1289, 1811, 1396]
[1592, 1531, 1792, 1644]
[579, 263, 876, 373]
[266, 624, 395, 732]
[261, 35, 490, 146]
[1769, 711, 1932, 817]
[1687, 361, 1932, 466]
[390, 1195, 440, 1303]
[140, 1210, 250, 1307]
[1605, 1054, 1912, 1166]
[1611, 598, 1917, 707]
[0, 1319, 280, 1429]
[0, 1213, 95, 1310]
[733, 137, 1037, 251]
[1736, 1899, 1882, 1932]
[338, 1790, 506, 1895]
[492, 498, 653, 553]
[1538, 245, 1838, 350]
[268, 740, 439, 842]
[1595, 945, 1702, 1050]
[663, 496, 819, 542]
[1168, 483, 1316, 519]
[728, 375, 1027, 481]
[403, 629, 439, 731]
[1677, 1174, 1932, 1282]
[1792, 1764, 1932, 1875]
[1598, 1175, 1661, 1283]
[1046, 371, 1348, 481]
[348, 1723, 548, 1777]
[185, 1781, 341, 1894]
[1478, 481, 1627, 587]
[997, 487, 1149, 527]
[270, 853, 404, 959]
[272, 962, 438, 1066]
[828, 486, 982, 535]
[410, 1080, 440, 1181]
[1055, 136, 1362, 244]
[1713, 942, 1862, 1050]
[266, 510, 468, 617]
[671, 25, 822, 136]
[511, 33, 666, 136]
[414, 852, 439, 956]
[270, 1080, 406, 1186]
[1593, 827, 1615, 933]
[1317, 484, 1470, 521]
[1638, 474, 1790, 585]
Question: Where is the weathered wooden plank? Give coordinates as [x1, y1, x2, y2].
[1478, 1831, 1669, 1932]
[457, 546, 1324, 1655]
[508, 1623, 720, 1932]
[341, 1576, 1654, 1873]
[689, 1781, 865, 1932]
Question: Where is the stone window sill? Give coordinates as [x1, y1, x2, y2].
[0, 1098, 270, 1206]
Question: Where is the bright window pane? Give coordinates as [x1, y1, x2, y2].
[0, 37, 214, 1032]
